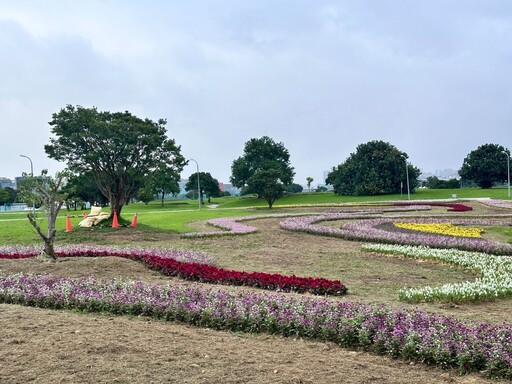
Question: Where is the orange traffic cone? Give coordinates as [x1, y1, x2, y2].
[65, 215, 73, 232]
[130, 212, 138, 227]
[82, 212, 87, 219]
[112, 211, 119, 228]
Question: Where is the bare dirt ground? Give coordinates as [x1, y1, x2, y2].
[0, 202, 509, 383]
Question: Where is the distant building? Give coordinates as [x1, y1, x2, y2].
[434, 168, 460, 180]
[221, 183, 240, 196]
[15, 176, 27, 189]
[0, 177, 15, 189]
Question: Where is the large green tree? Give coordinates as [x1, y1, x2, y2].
[247, 169, 284, 209]
[0, 188, 9, 205]
[230, 136, 295, 196]
[148, 165, 180, 206]
[45, 105, 186, 217]
[459, 144, 509, 188]
[326, 140, 420, 196]
[62, 172, 109, 210]
[185, 172, 221, 204]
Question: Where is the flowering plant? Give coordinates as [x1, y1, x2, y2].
[0, 244, 347, 296]
[0, 271, 511, 378]
[281, 214, 512, 254]
[362, 243, 512, 303]
[393, 222, 484, 238]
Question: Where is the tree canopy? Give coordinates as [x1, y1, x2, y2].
[147, 165, 180, 206]
[185, 172, 221, 204]
[326, 140, 420, 196]
[45, 105, 186, 216]
[459, 143, 509, 188]
[230, 136, 295, 194]
[247, 169, 285, 208]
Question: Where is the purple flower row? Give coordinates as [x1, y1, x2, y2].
[478, 199, 512, 210]
[1, 271, 511, 378]
[181, 214, 305, 238]
[0, 244, 213, 264]
[181, 207, 431, 238]
[280, 215, 512, 255]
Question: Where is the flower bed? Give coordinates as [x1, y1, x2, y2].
[181, 206, 431, 238]
[362, 243, 512, 303]
[394, 202, 473, 211]
[0, 245, 347, 296]
[393, 222, 484, 238]
[0, 271, 511, 379]
[181, 214, 297, 238]
[281, 215, 512, 255]
[0, 245, 213, 264]
[478, 199, 512, 210]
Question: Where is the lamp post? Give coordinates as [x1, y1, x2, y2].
[20, 154, 35, 214]
[402, 155, 410, 200]
[189, 158, 201, 210]
[20, 154, 33, 176]
[503, 151, 510, 198]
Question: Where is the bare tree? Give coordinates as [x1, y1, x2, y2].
[18, 170, 68, 260]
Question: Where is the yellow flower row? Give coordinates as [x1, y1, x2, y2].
[393, 222, 484, 238]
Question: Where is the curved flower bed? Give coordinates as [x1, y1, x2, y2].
[0, 245, 346, 296]
[478, 199, 512, 210]
[362, 243, 512, 303]
[181, 206, 432, 238]
[394, 202, 473, 211]
[0, 245, 213, 264]
[281, 215, 512, 255]
[181, 214, 296, 238]
[393, 222, 484, 238]
[1, 271, 511, 379]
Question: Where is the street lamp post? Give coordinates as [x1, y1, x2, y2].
[20, 154, 33, 176]
[20, 154, 35, 214]
[189, 158, 201, 210]
[503, 151, 511, 198]
[402, 155, 410, 200]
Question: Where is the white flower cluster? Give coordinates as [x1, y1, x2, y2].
[362, 243, 512, 303]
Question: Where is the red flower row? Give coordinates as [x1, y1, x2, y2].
[137, 254, 347, 295]
[0, 249, 347, 296]
[394, 202, 473, 212]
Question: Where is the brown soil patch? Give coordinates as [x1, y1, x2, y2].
[1, 207, 510, 383]
[0, 304, 493, 384]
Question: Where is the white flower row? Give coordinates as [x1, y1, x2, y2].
[362, 243, 512, 303]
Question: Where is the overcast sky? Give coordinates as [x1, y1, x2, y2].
[1, 1, 511, 187]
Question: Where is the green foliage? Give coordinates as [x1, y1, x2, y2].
[247, 169, 285, 208]
[326, 140, 421, 196]
[230, 136, 295, 193]
[135, 188, 155, 205]
[62, 173, 109, 209]
[285, 183, 303, 193]
[424, 176, 460, 189]
[44, 105, 186, 216]
[185, 172, 221, 204]
[0, 188, 9, 205]
[459, 143, 510, 188]
[306, 176, 314, 192]
[147, 165, 180, 206]
[0, 187, 18, 205]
